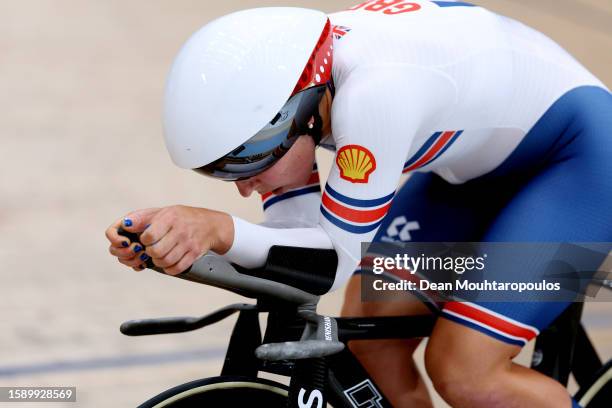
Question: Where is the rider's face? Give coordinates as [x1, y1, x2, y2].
[234, 88, 332, 198]
[234, 135, 316, 197]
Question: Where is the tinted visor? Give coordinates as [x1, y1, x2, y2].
[194, 85, 326, 181]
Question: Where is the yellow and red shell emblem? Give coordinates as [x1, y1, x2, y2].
[336, 145, 377, 183]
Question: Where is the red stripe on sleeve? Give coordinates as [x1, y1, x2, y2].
[322, 192, 391, 223]
[404, 131, 455, 172]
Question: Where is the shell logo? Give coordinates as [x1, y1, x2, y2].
[336, 145, 377, 183]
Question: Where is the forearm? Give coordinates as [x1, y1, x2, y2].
[223, 216, 333, 269]
[207, 210, 235, 254]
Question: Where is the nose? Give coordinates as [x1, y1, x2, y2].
[235, 179, 255, 197]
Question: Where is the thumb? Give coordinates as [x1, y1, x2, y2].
[122, 208, 161, 233]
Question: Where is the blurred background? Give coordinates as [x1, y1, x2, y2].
[1, 0, 611, 406]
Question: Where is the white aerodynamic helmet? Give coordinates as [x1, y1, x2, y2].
[163, 7, 333, 180]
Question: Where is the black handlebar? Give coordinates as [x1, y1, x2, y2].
[117, 227, 338, 296]
[117, 227, 342, 353]
[120, 304, 257, 336]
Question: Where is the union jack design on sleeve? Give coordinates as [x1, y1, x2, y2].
[261, 165, 320, 210]
[320, 184, 394, 234]
[403, 130, 463, 173]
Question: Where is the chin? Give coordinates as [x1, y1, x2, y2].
[253, 184, 283, 196]
[271, 186, 288, 195]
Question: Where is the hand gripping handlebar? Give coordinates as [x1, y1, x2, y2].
[117, 228, 344, 359]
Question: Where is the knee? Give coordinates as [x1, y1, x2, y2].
[424, 340, 465, 403]
[424, 336, 506, 407]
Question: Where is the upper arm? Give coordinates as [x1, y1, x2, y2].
[321, 64, 456, 289]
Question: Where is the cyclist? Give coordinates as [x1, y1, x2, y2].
[105, 2, 612, 407]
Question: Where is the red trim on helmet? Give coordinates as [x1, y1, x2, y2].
[292, 19, 333, 95]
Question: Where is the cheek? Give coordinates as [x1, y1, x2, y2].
[284, 143, 316, 183]
[259, 139, 315, 187]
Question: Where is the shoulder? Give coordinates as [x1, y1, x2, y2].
[331, 64, 457, 139]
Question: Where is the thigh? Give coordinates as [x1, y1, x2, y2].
[442, 87, 612, 346]
[345, 174, 476, 322]
[363, 171, 517, 308]
[481, 85, 612, 242]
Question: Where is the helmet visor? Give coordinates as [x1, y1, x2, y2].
[194, 85, 326, 181]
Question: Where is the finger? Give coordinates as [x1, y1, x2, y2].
[119, 251, 151, 268]
[106, 219, 131, 248]
[152, 243, 187, 269]
[140, 210, 174, 246]
[122, 208, 161, 233]
[110, 242, 145, 260]
[119, 253, 150, 268]
[145, 228, 178, 260]
[132, 264, 146, 272]
[164, 250, 200, 276]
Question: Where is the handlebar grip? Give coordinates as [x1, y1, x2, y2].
[117, 227, 155, 268]
[120, 316, 200, 336]
[117, 227, 140, 244]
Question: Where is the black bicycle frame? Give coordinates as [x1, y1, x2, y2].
[532, 302, 603, 388]
[219, 300, 602, 407]
[219, 301, 435, 407]
[118, 239, 608, 406]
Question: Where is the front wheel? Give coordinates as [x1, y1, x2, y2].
[138, 376, 289, 407]
[575, 359, 612, 408]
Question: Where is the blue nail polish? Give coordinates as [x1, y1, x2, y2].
[121, 241, 129, 248]
[140, 253, 149, 261]
[134, 245, 143, 253]
[123, 218, 133, 227]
